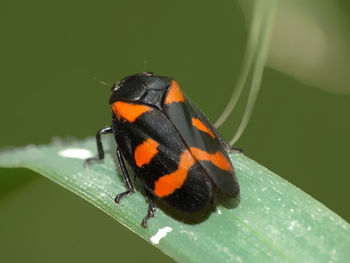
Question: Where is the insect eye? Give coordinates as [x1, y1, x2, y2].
[111, 83, 119, 92]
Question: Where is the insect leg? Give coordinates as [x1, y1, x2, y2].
[230, 147, 243, 153]
[84, 126, 113, 167]
[114, 147, 135, 203]
[142, 188, 156, 228]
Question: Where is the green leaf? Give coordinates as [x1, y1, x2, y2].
[0, 137, 349, 262]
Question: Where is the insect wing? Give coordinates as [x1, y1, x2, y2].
[163, 86, 239, 197]
[111, 103, 213, 211]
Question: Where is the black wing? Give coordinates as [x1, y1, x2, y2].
[162, 88, 239, 197]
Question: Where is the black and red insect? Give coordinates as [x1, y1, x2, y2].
[85, 72, 240, 227]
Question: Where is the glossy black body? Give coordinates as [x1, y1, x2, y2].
[110, 72, 239, 213]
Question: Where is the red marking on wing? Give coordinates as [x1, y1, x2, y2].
[154, 150, 195, 197]
[164, 80, 184, 104]
[189, 147, 232, 171]
[112, 101, 152, 122]
[192, 117, 215, 138]
[134, 138, 159, 167]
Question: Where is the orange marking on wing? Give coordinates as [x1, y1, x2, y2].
[154, 150, 195, 197]
[112, 101, 152, 122]
[192, 117, 215, 138]
[189, 147, 232, 171]
[164, 80, 184, 104]
[134, 138, 159, 167]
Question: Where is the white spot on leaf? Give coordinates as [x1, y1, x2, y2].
[59, 148, 93, 159]
[150, 226, 172, 245]
[288, 220, 298, 231]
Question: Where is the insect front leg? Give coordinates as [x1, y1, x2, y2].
[84, 126, 113, 167]
[114, 147, 135, 203]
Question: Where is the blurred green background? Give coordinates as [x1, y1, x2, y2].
[0, 0, 349, 262]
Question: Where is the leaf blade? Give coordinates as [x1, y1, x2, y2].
[0, 138, 349, 263]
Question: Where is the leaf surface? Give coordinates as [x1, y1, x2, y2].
[0, 138, 349, 262]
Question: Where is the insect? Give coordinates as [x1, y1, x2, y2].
[85, 72, 240, 228]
